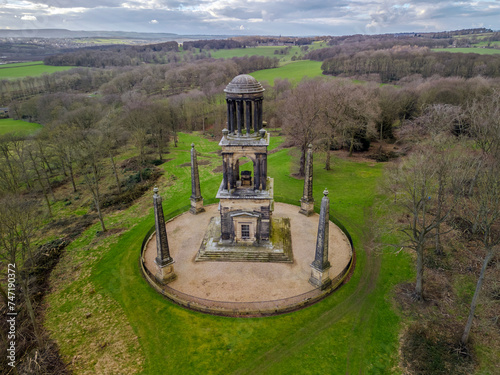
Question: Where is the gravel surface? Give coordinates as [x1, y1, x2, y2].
[144, 203, 352, 302]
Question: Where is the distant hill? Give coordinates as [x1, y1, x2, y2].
[0, 29, 178, 39]
[0, 29, 232, 40]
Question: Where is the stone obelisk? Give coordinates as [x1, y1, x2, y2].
[190, 143, 205, 214]
[309, 189, 332, 289]
[153, 187, 176, 284]
[299, 144, 314, 216]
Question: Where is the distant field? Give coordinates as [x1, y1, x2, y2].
[0, 118, 42, 135]
[473, 41, 500, 47]
[0, 61, 74, 79]
[432, 47, 500, 55]
[250, 60, 324, 85]
[207, 42, 328, 64]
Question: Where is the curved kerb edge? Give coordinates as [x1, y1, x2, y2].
[139, 204, 356, 318]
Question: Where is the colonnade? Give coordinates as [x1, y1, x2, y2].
[226, 98, 263, 135]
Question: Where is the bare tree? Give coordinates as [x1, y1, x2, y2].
[0, 195, 44, 347]
[383, 145, 468, 300]
[75, 129, 107, 232]
[460, 158, 500, 345]
[281, 78, 323, 177]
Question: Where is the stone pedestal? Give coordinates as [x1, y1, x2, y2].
[309, 266, 332, 290]
[299, 199, 314, 216]
[154, 260, 177, 284]
[190, 196, 205, 214]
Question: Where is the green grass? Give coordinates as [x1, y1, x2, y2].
[432, 47, 500, 55]
[0, 118, 42, 135]
[208, 43, 327, 64]
[0, 61, 74, 79]
[250, 60, 324, 86]
[46, 131, 414, 374]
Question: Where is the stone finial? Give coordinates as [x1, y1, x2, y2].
[153, 188, 176, 284]
[190, 143, 205, 214]
[222, 128, 229, 137]
[309, 188, 332, 290]
[299, 144, 314, 216]
[259, 128, 266, 138]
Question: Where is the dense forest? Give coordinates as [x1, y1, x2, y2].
[0, 28, 499, 374]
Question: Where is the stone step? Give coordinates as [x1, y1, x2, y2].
[196, 250, 293, 263]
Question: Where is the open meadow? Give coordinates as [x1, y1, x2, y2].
[432, 47, 500, 55]
[0, 118, 42, 135]
[0, 61, 74, 79]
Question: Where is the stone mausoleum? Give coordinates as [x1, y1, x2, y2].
[218, 75, 271, 244]
[141, 74, 354, 316]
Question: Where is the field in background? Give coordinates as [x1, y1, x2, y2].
[208, 41, 327, 64]
[432, 47, 500, 55]
[0, 61, 74, 79]
[250, 60, 324, 85]
[0, 118, 42, 135]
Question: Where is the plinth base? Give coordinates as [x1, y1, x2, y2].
[190, 197, 205, 215]
[155, 262, 177, 285]
[309, 266, 332, 290]
[299, 200, 315, 216]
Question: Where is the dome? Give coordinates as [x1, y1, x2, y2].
[224, 74, 265, 94]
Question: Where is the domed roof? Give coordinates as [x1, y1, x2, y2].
[224, 74, 265, 94]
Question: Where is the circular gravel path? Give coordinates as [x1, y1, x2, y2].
[143, 203, 352, 304]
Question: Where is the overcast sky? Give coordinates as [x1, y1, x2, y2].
[1, 0, 499, 36]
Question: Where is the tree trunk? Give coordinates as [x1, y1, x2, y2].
[30, 155, 52, 216]
[109, 152, 121, 195]
[20, 279, 43, 348]
[349, 134, 355, 157]
[415, 243, 424, 300]
[325, 139, 331, 171]
[68, 161, 77, 193]
[92, 164, 106, 232]
[299, 145, 306, 177]
[461, 247, 495, 345]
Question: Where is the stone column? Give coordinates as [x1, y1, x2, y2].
[309, 189, 332, 290]
[190, 143, 204, 214]
[231, 101, 237, 134]
[254, 157, 261, 191]
[253, 99, 260, 132]
[299, 144, 314, 216]
[222, 154, 228, 190]
[226, 99, 231, 133]
[228, 158, 234, 189]
[260, 153, 267, 190]
[153, 187, 176, 284]
[236, 100, 243, 136]
[245, 101, 252, 135]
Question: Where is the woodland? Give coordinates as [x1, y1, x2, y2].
[0, 29, 499, 374]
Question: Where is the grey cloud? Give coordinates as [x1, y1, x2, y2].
[28, 0, 123, 8]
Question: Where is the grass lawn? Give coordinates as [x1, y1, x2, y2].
[46, 131, 414, 374]
[0, 118, 42, 135]
[0, 61, 74, 79]
[250, 60, 324, 86]
[432, 47, 500, 55]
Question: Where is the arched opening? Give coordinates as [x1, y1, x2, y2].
[236, 156, 253, 188]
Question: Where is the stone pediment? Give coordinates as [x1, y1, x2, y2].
[229, 211, 261, 219]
